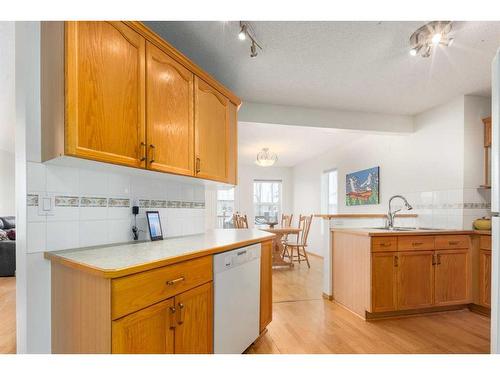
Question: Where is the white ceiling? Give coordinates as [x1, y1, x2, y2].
[145, 21, 500, 115]
[238, 122, 362, 167]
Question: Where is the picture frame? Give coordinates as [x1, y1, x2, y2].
[345, 166, 380, 206]
[146, 211, 164, 241]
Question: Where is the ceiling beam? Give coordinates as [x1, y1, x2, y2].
[239, 101, 414, 134]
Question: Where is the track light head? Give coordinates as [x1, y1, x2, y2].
[250, 41, 258, 58]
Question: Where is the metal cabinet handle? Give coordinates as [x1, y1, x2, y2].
[195, 157, 201, 174]
[140, 142, 146, 161]
[169, 306, 177, 329]
[432, 254, 436, 265]
[166, 276, 185, 286]
[394, 255, 399, 267]
[149, 144, 155, 163]
[380, 243, 390, 247]
[177, 303, 185, 325]
[412, 242, 423, 246]
[436, 254, 441, 265]
[449, 241, 459, 245]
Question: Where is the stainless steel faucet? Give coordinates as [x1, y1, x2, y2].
[387, 195, 413, 229]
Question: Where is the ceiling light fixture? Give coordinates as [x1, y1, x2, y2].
[255, 148, 278, 167]
[409, 21, 454, 58]
[238, 21, 263, 58]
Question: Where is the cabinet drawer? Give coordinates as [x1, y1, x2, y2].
[435, 235, 470, 250]
[480, 235, 491, 250]
[371, 237, 398, 252]
[112, 256, 213, 320]
[397, 236, 434, 251]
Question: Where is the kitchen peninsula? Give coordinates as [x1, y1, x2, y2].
[330, 228, 491, 319]
[44, 229, 275, 354]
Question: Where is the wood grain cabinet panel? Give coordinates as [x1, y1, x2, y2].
[111, 256, 212, 319]
[65, 21, 146, 168]
[396, 251, 435, 310]
[173, 282, 213, 354]
[194, 77, 230, 182]
[480, 235, 492, 250]
[398, 236, 435, 251]
[371, 252, 397, 312]
[371, 237, 398, 252]
[479, 250, 491, 307]
[435, 235, 470, 250]
[146, 42, 194, 176]
[434, 249, 471, 306]
[112, 298, 175, 354]
[260, 240, 273, 332]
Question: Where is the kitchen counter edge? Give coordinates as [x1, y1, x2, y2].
[44, 230, 276, 279]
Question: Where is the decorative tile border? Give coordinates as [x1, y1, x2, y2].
[27, 194, 39, 207]
[138, 199, 151, 208]
[26, 194, 205, 210]
[55, 196, 79, 207]
[108, 198, 130, 208]
[80, 197, 107, 207]
[413, 202, 491, 210]
[150, 199, 167, 208]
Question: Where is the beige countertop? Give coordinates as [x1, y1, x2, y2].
[44, 229, 275, 278]
[331, 227, 476, 237]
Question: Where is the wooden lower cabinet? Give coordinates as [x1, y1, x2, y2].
[479, 250, 491, 308]
[371, 252, 397, 312]
[396, 251, 435, 310]
[112, 282, 213, 354]
[434, 249, 471, 306]
[260, 240, 273, 332]
[112, 298, 175, 354]
[174, 282, 213, 354]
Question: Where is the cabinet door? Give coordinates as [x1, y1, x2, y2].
[479, 250, 491, 307]
[174, 282, 213, 354]
[66, 21, 146, 168]
[434, 249, 471, 306]
[371, 252, 397, 312]
[194, 77, 229, 182]
[260, 240, 273, 332]
[146, 42, 194, 176]
[112, 298, 175, 354]
[396, 251, 434, 310]
[226, 102, 238, 185]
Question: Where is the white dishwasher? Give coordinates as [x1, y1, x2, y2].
[213, 243, 261, 354]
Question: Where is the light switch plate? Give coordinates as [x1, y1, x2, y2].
[38, 194, 55, 216]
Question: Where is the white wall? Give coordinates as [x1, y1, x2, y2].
[236, 164, 294, 227]
[0, 150, 15, 216]
[293, 95, 491, 257]
[0, 22, 15, 216]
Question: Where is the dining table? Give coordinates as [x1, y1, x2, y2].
[259, 226, 302, 268]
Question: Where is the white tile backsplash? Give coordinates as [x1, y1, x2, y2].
[46, 164, 79, 194]
[27, 161, 206, 253]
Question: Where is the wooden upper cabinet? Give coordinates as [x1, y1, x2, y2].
[146, 42, 194, 176]
[434, 249, 471, 306]
[371, 252, 397, 312]
[396, 251, 434, 310]
[65, 21, 146, 168]
[112, 298, 175, 354]
[194, 77, 230, 182]
[173, 282, 213, 354]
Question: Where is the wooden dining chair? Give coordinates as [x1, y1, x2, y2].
[281, 213, 293, 245]
[233, 213, 249, 229]
[283, 214, 313, 268]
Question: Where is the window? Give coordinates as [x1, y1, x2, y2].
[253, 180, 282, 224]
[216, 188, 235, 228]
[326, 169, 338, 214]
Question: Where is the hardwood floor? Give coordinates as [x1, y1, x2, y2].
[0, 277, 16, 354]
[247, 254, 491, 354]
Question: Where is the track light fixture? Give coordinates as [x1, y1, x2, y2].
[409, 21, 454, 58]
[238, 21, 263, 58]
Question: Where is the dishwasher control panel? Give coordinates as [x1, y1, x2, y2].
[214, 244, 261, 272]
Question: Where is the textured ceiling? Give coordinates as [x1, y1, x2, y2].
[238, 122, 363, 167]
[145, 21, 500, 115]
